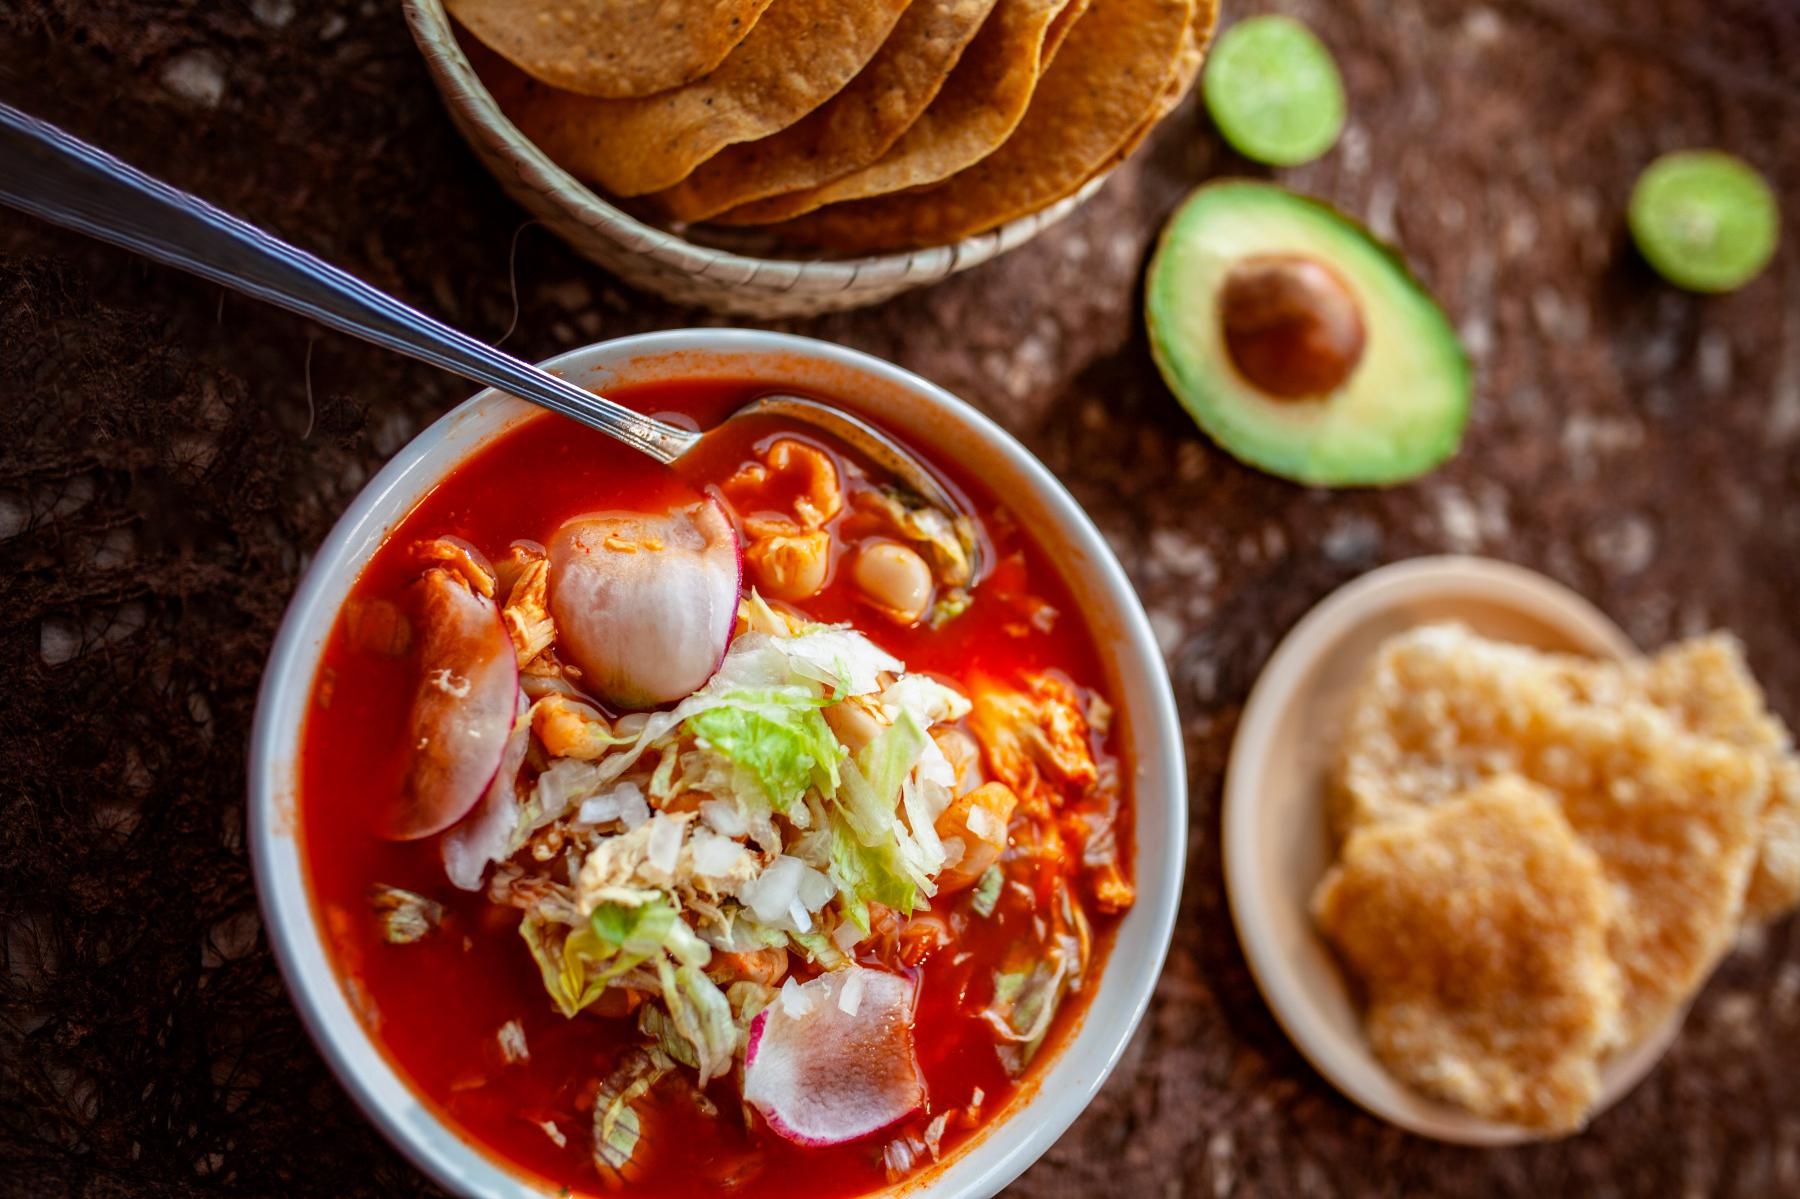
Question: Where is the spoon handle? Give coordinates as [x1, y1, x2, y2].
[0, 102, 698, 463]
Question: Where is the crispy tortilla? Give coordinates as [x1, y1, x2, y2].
[772, 0, 1195, 252]
[656, 0, 998, 223]
[446, 0, 772, 99]
[1038, 0, 1090, 65]
[1086, 0, 1216, 177]
[480, 0, 912, 197]
[714, 0, 1072, 226]
[1314, 777, 1622, 1135]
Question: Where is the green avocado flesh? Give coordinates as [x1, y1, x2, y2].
[1146, 181, 1471, 487]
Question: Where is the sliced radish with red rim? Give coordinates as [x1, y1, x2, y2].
[743, 967, 924, 1147]
[379, 566, 519, 840]
[549, 499, 741, 710]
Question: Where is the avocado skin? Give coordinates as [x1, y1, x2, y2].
[1146, 181, 1471, 488]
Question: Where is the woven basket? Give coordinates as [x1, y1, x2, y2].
[403, 0, 1110, 318]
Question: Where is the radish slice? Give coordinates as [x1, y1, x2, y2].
[549, 499, 741, 709]
[743, 967, 924, 1147]
[380, 567, 518, 840]
[441, 691, 530, 889]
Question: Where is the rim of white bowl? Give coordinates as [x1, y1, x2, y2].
[1221, 555, 1682, 1146]
[248, 329, 1186, 1198]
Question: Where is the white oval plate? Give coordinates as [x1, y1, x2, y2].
[1222, 555, 1681, 1146]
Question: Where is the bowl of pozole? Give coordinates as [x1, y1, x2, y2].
[249, 329, 1184, 1198]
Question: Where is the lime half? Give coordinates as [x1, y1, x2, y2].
[1629, 150, 1778, 293]
[1202, 15, 1346, 167]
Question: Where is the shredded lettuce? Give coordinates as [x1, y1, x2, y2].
[368, 884, 442, 944]
[522, 894, 715, 1018]
[787, 926, 850, 970]
[638, 1002, 698, 1069]
[593, 1047, 673, 1175]
[519, 915, 644, 1018]
[860, 709, 928, 804]
[983, 883, 1092, 1076]
[986, 957, 1065, 1077]
[443, 623, 911, 889]
[685, 693, 841, 813]
[827, 717, 944, 918]
[779, 627, 903, 696]
[654, 958, 737, 1084]
[726, 979, 776, 1033]
[971, 865, 1003, 917]
[828, 803, 917, 932]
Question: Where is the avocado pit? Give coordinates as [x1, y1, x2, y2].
[1220, 254, 1366, 399]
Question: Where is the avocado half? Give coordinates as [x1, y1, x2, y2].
[1146, 181, 1471, 487]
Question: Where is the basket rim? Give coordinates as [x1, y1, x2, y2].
[402, 0, 1109, 296]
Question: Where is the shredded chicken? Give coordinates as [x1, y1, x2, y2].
[969, 673, 1100, 808]
[532, 695, 615, 760]
[575, 811, 761, 914]
[724, 438, 843, 529]
[412, 536, 495, 597]
[501, 552, 556, 668]
[743, 527, 831, 601]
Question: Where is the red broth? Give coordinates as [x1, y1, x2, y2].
[298, 379, 1131, 1197]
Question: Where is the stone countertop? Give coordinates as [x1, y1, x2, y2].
[2, 0, 1798, 1195]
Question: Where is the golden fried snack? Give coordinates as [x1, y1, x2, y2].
[1314, 777, 1621, 1135]
[1333, 624, 1771, 1040]
[1562, 635, 1800, 920]
[1336, 625, 1800, 922]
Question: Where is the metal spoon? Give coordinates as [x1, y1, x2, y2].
[0, 102, 981, 580]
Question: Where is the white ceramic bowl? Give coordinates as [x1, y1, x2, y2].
[248, 330, 1185, 1197]
[1222, 556, 1680, 1145]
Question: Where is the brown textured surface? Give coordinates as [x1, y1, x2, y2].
[2, 1, 1798, 1196]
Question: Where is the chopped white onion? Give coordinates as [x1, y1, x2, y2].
[700, 797, 748, 837]
[577, 781, 649, 829]
[836, 967, 867, 1016]
[788, 898, 813, 934]
[689, 829, 749, 878]
[796, 863, 836, 912]
[646, 813, 686, 877]
[739, 855, 806, 925]
[965, 803, 1001, 843]
[778, 975, 816, 1018]
[535, 758, 603, 820]
[497, 1018, 530, 1064]
[831, 918, 863, 953]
